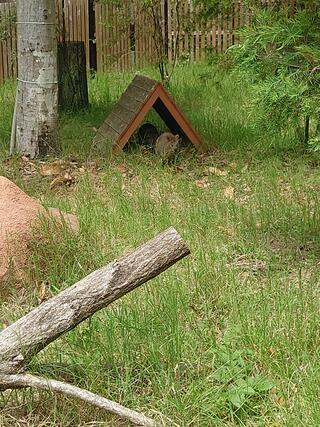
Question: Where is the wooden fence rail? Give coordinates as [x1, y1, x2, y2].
[0, 0, 297, 83]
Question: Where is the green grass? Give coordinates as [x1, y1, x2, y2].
[1, 63, 320, 426]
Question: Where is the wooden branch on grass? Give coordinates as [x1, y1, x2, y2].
[0, 373, 155, 426]
[0, 227, 190, 426]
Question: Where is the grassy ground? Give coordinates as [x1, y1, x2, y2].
[1, 64, 320, 426]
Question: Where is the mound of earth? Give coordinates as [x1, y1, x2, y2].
[0, 176, 79, 283]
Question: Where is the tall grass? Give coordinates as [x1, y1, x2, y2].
[1, 63, 320, 426]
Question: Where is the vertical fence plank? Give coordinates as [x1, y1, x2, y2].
[206, 16, 211, 54]
[184, 0, 189, 57]
[95, 2, 101, 72]
[189, 0, 193, 61]
[84, 0, 89, 66]
[103, 2, 108, 73]
[172, 0, 177, 62]
[6, 3, 12, 78]
[178, 1, 183, 59]
[223, 10, 227, 51]
[195, 4, 199, 61]
[200, 11, 205, 59]
[233, 0, 239, 45]
[2, 4, 9, 81]
[239, 0, 244, 28]
[122, 0, 127, 71]
[5, 3, 10, 76]
[211, 13, 216, 52]
[114, 2, 119, 70]
[0, 43, 4, 83]
[0, 3, 16, 82]
[167, 0, 172, 63]
[0, 10, 4, 83]
[135, 3, 141, 68]
[161, 0, 165, 61]
[217, 13, 221, 54]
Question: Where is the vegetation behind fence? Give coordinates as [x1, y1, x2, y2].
[0, 0, 296, 83]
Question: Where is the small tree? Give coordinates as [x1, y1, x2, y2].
[98, 0, 183, 84]
[140, 0, 182, 84]
[230, 1, 320, 147]
[10, 0, 58, 158]
[195, 0, 320, 147]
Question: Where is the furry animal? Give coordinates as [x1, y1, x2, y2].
[155, 132, 180, 161]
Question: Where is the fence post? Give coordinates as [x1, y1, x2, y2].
[88, 0, 97, 72]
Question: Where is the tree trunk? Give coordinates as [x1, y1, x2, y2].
[58, 41, 89, 112]
[11, 0, 58, 158]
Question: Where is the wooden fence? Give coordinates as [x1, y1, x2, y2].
[0, 0, 297, 83]
[94, 0, 254, 73]
[0, 1, 16, 82]
[0, 0, 91, 83]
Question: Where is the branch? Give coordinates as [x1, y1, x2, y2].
[0, 227, 190, 374]
[0, 373, 155, 426]
[0, 227, 190, 425]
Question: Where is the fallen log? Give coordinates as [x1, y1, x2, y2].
[0, 227, 190, 426]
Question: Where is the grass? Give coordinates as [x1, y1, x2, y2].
[1, 63, 320, 426]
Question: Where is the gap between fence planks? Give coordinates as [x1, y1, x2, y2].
[0, 227, 190, 426]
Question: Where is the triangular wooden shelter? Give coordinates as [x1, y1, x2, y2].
[94, 75, 205, 152]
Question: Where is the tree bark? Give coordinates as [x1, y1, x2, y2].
[0, 227, 190, 425]
[12, 0, 58, 158]
[0, 373, 155, 426]
[58, 41, 89, 112]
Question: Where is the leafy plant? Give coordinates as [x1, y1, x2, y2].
[196, 0, 320, 148]
[212, 345, 274, 417]
[0, 12, 16, 41]
[229, 4, 320, 147]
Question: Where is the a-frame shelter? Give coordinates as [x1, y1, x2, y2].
[93, 75, 205, 152]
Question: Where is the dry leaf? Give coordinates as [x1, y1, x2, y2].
[269, 347, 276, 357]
[176, 165, 186, 173]
[38, 281, 50, 304]
[224, 185, 235, 199]
[50, 172, 74, 189]
[21, 157, 37, 181]
[85, 161, 100, 173]
[116, 164, 127, 174]
[275, 396, 285, 407]
[195, 178, 210, 189]
[218, 225, 237, 237]
[207, 166, 227, 176]
[228, 254, 266, 272]
[229, 162, 237, 171]
[40, 161, 64, 177]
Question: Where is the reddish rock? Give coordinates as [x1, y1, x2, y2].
[0, 176, 79, 282]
